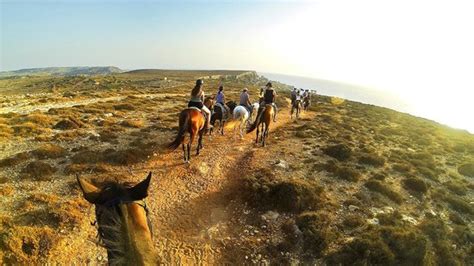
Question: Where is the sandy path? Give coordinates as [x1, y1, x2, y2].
[49, 100, 314, 264]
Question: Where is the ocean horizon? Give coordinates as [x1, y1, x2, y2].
[260, 72, 473, 134]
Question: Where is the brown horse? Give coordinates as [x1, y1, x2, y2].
[77, 172, 158, 265]
[168, 97, 213, 162]
[247, 104, 274, 146]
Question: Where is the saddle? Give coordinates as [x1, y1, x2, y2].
[187, 107, 208, 119]
[215, 102, 228, 118]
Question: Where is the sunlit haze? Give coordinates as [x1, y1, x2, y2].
[1, 0, 473, 132]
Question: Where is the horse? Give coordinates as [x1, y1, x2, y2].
[302, 96, 311, 111]
[210, 101, 237, 135]
[233, 102, 259, 139]
[291, 98, 301, 119]
[247, 104, 274, 146]
[168, 97, 214, 162]
[77, 172, 158, 265]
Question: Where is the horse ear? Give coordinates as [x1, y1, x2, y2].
[77, 176, 101, 203]
[128, 172, 152, 200]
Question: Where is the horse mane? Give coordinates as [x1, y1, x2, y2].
[93, 181, 147, 265]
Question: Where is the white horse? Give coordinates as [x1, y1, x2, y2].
[233, 102, 259, 139]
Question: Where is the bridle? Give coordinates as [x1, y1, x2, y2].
[93, 197, 153, 238]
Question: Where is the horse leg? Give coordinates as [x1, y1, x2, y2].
[255, 123, 260, 144]
[197, 129, 204, 155]
[182, 143, 187, 162]
[221, 119, 224, 135]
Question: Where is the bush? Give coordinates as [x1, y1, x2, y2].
[444, 180, 467, 196]
[0, 152, 31, 167]
[327, 233, 395, 265]
[21, 161, 57, 180]
[379, 227, 429, 264]
[323, 144, 352, 161]
[114, 103, 135, 110]
[458, 162, 474, 177]
[53, 117, 83, 130]
[335, 166, 360, 182]
[120, 119, 144, 128]
[358, 153, 385, 167]
[365, 180, 403, 204]
[296, 212, 333, 254]
[243, 170, 326, 213]
[402, 177, 429, 194]
[392, 163, 412, 173]
[32, 144, 67, 159]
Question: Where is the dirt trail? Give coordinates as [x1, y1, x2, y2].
[144, 104, 314, 264]
[48, 101, 315, 264]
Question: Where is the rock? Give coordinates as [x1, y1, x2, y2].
[382, 206, 394, 213]
[402, 214, 418, 225]
[97, 255, 103, 261]
[348, 205, 360, 211]
[274, 159, 288, 169]
[198, 162, 209, 175]
[425, 209, 437, 217]
[367, 218, 379, 225]
[262, 211, 279, 221]
[104, 113, 113, 118]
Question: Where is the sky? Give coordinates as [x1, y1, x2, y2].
[1, 0, 473, 132]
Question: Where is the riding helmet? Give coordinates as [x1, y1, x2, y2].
[266, 82, 272, 87]
[196, 79, 204, 86]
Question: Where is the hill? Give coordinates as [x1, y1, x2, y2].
[0, 66, 123, 78]
[0, 71, 472, 264]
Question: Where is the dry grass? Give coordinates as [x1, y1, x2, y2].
[21, 161, 57, 181]
[31, 144, 67, 159]
[457, 162, 474, 177]
[365, 180, 403, 204]
[120, 119, 145, 128]
[0, 152, 31, 168]
[323, 143, 352, 161]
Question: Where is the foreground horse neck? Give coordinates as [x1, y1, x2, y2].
[109, 204, 158, 265]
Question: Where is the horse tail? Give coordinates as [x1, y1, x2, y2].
[247, 108, 263, 133]
[168, 110, 189, 150]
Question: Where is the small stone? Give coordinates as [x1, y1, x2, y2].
[348, 205, 360, 211]
[97, 255, 103, 261]
[367, 218, 379, 225]
[402, 214, 418, 225]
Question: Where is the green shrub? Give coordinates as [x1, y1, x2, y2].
[365, 180, 403, 204]
[458, 162, 474, 177]
[327, 233, 395, 265]
[323, 144, 352, 161]
[296, 212, 333, 254]
[243, 170, 326, 213]
[402, 177, 429, 194]
[358, 153, 385, 167]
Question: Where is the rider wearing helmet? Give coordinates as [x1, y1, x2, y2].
[259, 82, 277, 122]
[188, 79, 211, 130]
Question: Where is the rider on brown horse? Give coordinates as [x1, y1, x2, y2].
[188, 79, 211, 130]
[258, 82, 277, 122]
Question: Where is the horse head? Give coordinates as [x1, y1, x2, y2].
[77, 172, 158, 265]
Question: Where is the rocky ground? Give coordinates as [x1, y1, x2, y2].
[0, 71, 472, 264]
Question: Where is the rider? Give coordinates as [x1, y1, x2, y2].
[259, 82, 277, 122]
[216, 85, 230, 115]
[290, 88, 297, 106]
[239, 88, 252, 115]
[188, 79, 211, 130]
